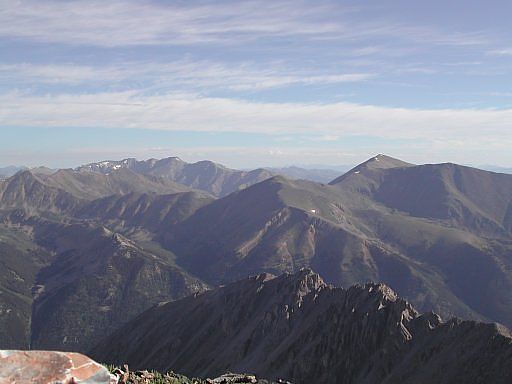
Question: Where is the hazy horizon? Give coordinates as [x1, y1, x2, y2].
[1, 153, 512, 174]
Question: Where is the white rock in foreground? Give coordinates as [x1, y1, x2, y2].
[0, 350, 116, 384]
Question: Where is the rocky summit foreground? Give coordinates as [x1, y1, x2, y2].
[92, 269, 512, 384]
[0, 350, 288, 384]
[0, 350, 116, 384]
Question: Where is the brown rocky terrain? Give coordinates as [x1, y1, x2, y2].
[0, 350, 289, 384]
[92, 269, 512, 384]
[0, 350, 116, 383]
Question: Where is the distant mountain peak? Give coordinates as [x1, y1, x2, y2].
[157, 156, 185, 164]
[355, 154, 413, 171]
[73, 156, 274, 197]
[329, 154, 413, 185]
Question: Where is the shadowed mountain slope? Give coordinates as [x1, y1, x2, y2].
[40, 168, 194, 200]
[76, 191, 215, 232]
[92, 269, 512, 384]
[0, 168, 195, 215]
[330, 155, 512, 237]
[0, 165, 215, 351]
[0, 186, 212, 351]
[0, 171, 82, 215]
[29, 220, 207, 352]
[165, 160, 512, 327]
[0, 226, 52, 349]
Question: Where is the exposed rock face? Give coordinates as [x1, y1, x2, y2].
[92, 269, 512, 384]
[0, 350, 116, 383]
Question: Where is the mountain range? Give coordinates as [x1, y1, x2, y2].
[75, 157, 274, 197]
[0, 154, 511, 376]
[162, 155, 512, 327]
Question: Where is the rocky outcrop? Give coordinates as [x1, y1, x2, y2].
[92, 269, 512, 384]
[0, 350, 116, 384]
[0, 350, 287, 384]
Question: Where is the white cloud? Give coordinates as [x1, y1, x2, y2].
[0, 0, 491, 48]
[0, 1, 509, 168]
[1, 91, 510, 147]
[310, 135, 340, 142]
[488, 49, 512, 56]
[0, 0, 352, 46]
[0, 61, 374, 91]
[227, 73, 374, 91]
[0, 63, 126, 84]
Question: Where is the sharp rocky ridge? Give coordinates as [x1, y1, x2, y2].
[92, 269, 512, 384]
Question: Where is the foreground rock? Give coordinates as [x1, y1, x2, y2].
[92, 269, 512, 384]
[0, 350, 116, 383]
[0, 351, 286, 384]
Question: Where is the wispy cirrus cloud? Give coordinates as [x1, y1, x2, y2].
[0, 61, 374, 91]
[0, 63, 127, 84]
[0, 0, 491, 48]
[487, 49, 512, 56]
[0, 0, 354, 46]
[1, 0, 511, 168]
[1, 91, 510, 144]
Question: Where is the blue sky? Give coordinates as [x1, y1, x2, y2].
[0, 0, 511, 168]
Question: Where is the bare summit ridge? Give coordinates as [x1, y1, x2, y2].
[91, 269, 512, 384]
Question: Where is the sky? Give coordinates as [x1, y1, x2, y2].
[0, 0, 511, 169]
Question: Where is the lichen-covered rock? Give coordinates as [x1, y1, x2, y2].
[0, 350, 116, 384]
